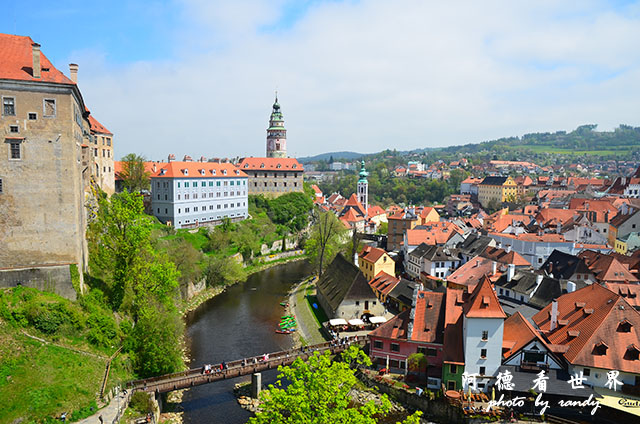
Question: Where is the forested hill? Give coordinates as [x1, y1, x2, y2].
[440, 124, 640, 155]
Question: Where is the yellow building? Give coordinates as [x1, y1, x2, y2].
[477, 176, 517, 207]
[358, 246, 395, 281]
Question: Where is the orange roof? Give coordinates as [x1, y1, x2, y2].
[359, 246, 389, 264]
[367, 205, 386, 217]
[502, 312, 555, 360]
[311, 184, 322, 195]
[490, 232, 567, 243]
[345, 193, 365, 211]
[149, 161, 247, 179]
[443, 288, 465, 364]
[463, 276, 506, 318]
[533, 284, 640, 374]
[411, 291, 445, 343]
[369, 271, 400, 296]
[114, 161, 157, 180]
[406, 223, 462, 246]
[237, 157, 303, 171]
[535, 209, 579, 227]
[605, 283, 640, 309]
[0, 34, 74, 84]
[446, 256, 502, 291]
[481, 246, 531, 266]
[585, 255, 639, 283]
[88, 115, 112, 135]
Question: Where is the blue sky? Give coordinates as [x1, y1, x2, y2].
[4, 1, 640, 160]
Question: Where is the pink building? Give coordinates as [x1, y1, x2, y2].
[368, 290, 445, 378]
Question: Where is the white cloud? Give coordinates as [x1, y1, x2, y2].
[72, 0, 640, 159]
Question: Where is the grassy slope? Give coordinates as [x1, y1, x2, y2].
[0, 288, 133, 423]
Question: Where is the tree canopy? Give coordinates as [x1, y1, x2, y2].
[119, 153, 151, 193]
[250, 346, 421, 424]
[305, 210, 347, 276]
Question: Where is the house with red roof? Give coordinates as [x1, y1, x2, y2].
[502, 312, 564, 371]
[532, 284, 640, 389]
[446, 256, 503, 292]
[358, 246, 395, 281]
[87, 114, 115, 195]
[0, 33, 108, 296]
[237, 157, 303, 198]
[149, 161, 248, 229]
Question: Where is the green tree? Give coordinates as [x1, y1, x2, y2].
[305, 211, 346, 277]
[158, 237, 203, 288]
[203, 255, 246, 287]
[118, 153, 151, 193]
[87, 191, 179, 312]
[131, 300, 184, 377]
[250, 346, 421, 424]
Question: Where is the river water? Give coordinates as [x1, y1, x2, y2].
[182, 260, 313, 424]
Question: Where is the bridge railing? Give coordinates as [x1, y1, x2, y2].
[126, 336, 368, 390]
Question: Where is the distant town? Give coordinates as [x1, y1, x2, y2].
[2, 31, 640, 424]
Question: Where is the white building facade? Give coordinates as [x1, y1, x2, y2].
[151, 161, 248, 229]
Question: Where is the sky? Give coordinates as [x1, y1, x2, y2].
[3, 0, 640, 160]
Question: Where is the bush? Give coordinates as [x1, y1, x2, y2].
[86, 311, 119, 348]
[130, 391, 154, 413]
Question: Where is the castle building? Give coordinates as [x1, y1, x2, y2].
[88, 115, 115, 195]
[357, 160, 368, 212]
[150, 161, 248, 229]
[266, 95, 286, 158]
[238, 96, 303, 198]
[0, 34, 102, 298]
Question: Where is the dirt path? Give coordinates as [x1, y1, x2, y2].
[287, 277, 326, 346]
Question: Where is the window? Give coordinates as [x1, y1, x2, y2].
[583, 368, 590, 376]
[426, 348, 437, 357]
[8, 140, 21, 160]
[43, 99, 56, 117]
[390, 343, 400, 352]
[165, 208, 168, 214]
[355, 301, 360, 306]
[373, 340, 383, 349]
[9, 125, 18, 133]
[450, 364, 457, 374]
[0, 178, 3, 193]
[185, 182, 190, 188]
[480, 349, 487, 359]
[482, 331, 488, 341]
[28, 112, 37, 120]
[3, 97, 15, 116]
[479, 366, 486, 375]
[447, 381, 456, 390]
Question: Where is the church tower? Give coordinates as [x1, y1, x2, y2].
[266, 94, 287, 158]
[357, 160, 369, 212]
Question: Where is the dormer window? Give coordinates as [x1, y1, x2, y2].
[223, 170, 227, 175]
[625, 344, 640, 361]
[183, 169, 188, 175]
[277, 164, 281, 169]
[293, 164, 297, 169]
[244, 163, 249, 168]
[235, 170, 240, 175]
[260, 163, 265, 168]
[567, 330, 580, 339]
[200, 169, 205, 176]
[593, 341, 608, 356]
[618, 319, 633, 333]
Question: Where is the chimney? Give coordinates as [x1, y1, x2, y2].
[550, 299, 558, 331]
[152, 163, 157, 173]
[476, 259, 480, 267]
[506, 244, 512, 253]
[536, 274, 543, 286]
[497, 241, 502, 249]
[69, 63, 78, 83]
[32, 43, 41, 78]
[507, 263, 515, 282]
[492, 261, 497, 275]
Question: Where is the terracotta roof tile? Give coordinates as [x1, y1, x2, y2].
[463, 276, 507, 319]
[88, 115, 112, 135]
[237, 157, 303, 171]
[150, 161, 247, 179]
[369, 271, 400, 296]
[0, 33, 74, 84]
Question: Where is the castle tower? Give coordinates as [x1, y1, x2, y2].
[357, 160, 369, 212]
[266, 94, 287, 158]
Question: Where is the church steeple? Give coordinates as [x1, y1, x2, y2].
[266, 93, 287, 158]
[357, 160, 368, 212]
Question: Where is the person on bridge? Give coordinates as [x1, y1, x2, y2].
[222, 361, 227, 370]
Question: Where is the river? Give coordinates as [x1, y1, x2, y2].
[182, 260, 313, 424]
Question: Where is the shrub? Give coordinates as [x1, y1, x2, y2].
[130, 391, 154, 413]
[86, 311, 119, 348]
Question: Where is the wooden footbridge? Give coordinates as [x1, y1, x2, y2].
[126, 336, 368, 394]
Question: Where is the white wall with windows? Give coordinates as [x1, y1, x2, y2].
[151, 175, 248, 229]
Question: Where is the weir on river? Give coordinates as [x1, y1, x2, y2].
[182, 260, 313, 424]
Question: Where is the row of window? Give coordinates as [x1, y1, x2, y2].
[170, 180, 246, 188]
[157, 191, 245, 201]
[372, 340, 438, 357]
[251, 172, 300, 178]
[253, 181, 298, 188]
[178, 213, 244, 226]
[3, 96, 56, 118]
[93, 148, 111, 158]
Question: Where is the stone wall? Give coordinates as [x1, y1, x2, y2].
[0, 264, 77, 300]
[357, 370, 464, 424]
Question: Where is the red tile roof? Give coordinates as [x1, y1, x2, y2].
[532, 284, 640, 374]
[446, 256, 502, 291]
[369, 271, 400, 297]
[237, 157, 303, 171]
[114, 161, 157, 180]
[490, 232, 567, 243]
[502, 312, 551, 360]
[149, 161, 247, 179]
[367, 205, 386, 217]
[359, 246, 389, 264]
[88, 115, 112, 135]
[481, 246, 531, 266]
[463, 276, 507, 319]
[605, 283, 640, 310]
[443, 288, 465, 364]
[0, 33, 74, 84]
[406, 222, 462, 246]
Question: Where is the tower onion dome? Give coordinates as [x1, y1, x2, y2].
[358, 160, 369, 182]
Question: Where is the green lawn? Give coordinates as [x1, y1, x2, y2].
[0, 323, 105, 423]
[306, 294, 330, 327]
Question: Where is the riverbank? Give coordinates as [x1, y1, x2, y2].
[286, 275, 328, 347]
[180, 254, 306, 316]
